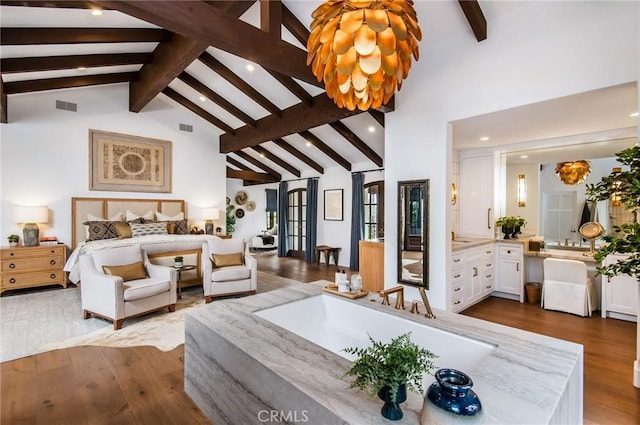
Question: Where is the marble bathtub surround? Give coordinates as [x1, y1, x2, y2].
[185, 282, 583, 424]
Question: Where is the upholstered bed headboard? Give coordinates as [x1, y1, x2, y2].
[71, 197, 186, 249]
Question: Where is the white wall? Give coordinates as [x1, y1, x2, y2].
[225, 179, 277, 243]
[385, 1, 639, 308]
[0, 84, 227, 246]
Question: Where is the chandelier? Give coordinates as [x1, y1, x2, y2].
[555, 160, 592, 185]
[307, 0, 422, 111]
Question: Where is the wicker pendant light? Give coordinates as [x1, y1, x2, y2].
[555, 160, 592, 185]
[307, 0, 422, 111]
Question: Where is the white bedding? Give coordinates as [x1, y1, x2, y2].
[64, 234, 221, 283]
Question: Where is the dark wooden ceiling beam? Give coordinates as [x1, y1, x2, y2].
[299, 130, 351, 171]
[227, 168, 278, 183]
[202, 1, 256, 17]
[260, 0, 281, 37]
[161, 87, 235, 134]
[329, 121, 383, 167]
[0, 1, 109, 9]
[1, 53, 152, 74]
[178, 72, 256, 127]
[94, 0, 321, 88]
[368, 109, 385, 128]
[129, 34, 208, 113]
[272, 138, 324, 174]
[251, 145, 300, 177]
[0, 28, 169, 45]
[282, 5, 309, 47]
[198, 52, 282, 118]
[458, 0, 487, 42]
[227, 156, 253, 172]
[220, 93, 363, 152]
[4, 72, 137, 94]
[0, 76, 7, 124]
[234, 151, 281, 180]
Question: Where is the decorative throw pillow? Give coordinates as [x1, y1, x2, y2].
[87, 212, 124, 222]
[156, 211, 184, 221]
[211, 252, 243, 268]
[114, 222, 132, 239]
[130, 222, 169, 238]
[83, 221, 123, 241]
[102, 261, 147, 282]
[125, 209, 155, 222]
[164, 219, 188, 235]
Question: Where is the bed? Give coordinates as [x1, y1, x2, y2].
[65, 197, 216, 286]
[251, 226, 278, 251]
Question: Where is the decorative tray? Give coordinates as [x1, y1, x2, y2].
[322, 285, 369, 299]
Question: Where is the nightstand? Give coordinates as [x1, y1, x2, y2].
[0, 244, 67, 294]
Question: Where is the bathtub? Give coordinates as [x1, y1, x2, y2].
[255, 294, 496, 374]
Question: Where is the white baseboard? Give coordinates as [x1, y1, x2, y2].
[634, 360, 640, 388]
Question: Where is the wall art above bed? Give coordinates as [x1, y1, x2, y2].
[89, 129, 172, 193]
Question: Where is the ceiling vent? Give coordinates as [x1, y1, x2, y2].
[179, 123, 193, 133]
[55, 100, 77, 112]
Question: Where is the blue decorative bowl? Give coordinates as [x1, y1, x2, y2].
[427, 369, 481, 416]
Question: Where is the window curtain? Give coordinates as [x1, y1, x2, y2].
[277, 181, 288, 257]
[350, 172, 365, 270]
[305, 178, 318, 263]
[265, 189, 277, 212]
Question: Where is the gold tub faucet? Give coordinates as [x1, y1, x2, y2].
[378, 286, 405, 310]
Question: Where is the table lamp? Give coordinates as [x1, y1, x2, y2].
[201, 208, 220, 235]
[14, 206, 48, 247]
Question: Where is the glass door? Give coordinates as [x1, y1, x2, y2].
[287, 189, 306, 257]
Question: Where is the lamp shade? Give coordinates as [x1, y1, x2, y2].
[201, 208, 220, 220]
[14, 206, 48, 224]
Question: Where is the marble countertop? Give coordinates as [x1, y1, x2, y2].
[187, 282, 583, 424]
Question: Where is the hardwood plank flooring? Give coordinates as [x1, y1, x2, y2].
[2, 254, 638, 424]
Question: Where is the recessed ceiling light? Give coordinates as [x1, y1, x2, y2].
[91, 9, 103, 16]
[368, 126, 375, 133]
[77, 66, 86, 71]
[305, 142, 312, 147]
[480, 136, 490, 141]
[246, 64, 255, 72]
[259, 153, 265, 158]
[520, 155, 529, 159]
[630, 112, 639, 117]
[199, 95, 206, 102]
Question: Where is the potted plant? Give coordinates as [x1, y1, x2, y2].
[7, 235, 19, 247]
[343, 332, 437, 420]
[513, 216, 527, 239]
[174, 256, 183, 268]
[495, 216, 517, 239]
[226, 204, 236, 234]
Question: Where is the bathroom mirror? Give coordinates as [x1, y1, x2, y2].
[397, 179, 429, 288]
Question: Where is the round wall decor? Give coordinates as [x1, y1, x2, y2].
[235, 208, 245, 218]
[246, 201, 256, 212]
[226, 197, 231, 205]
[234, 191, 248, 205]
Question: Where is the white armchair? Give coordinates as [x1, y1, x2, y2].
[79, 245, 177, 330]
[202, 237, 257, 303]
[541, 258, 597, 317]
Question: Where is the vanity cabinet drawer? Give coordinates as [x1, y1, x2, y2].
[451, 290, 464, 309]
[452, 253, 464, 269]
[499, 246, 521, 258]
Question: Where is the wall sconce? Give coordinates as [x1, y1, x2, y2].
[14, 206, 48, 246]
[555, 160, 591, 185]
[451, 183, 457, 205]
[611, 167, 622, 206]
[201, 208, 220, 235]
[517, 174, 526, 207]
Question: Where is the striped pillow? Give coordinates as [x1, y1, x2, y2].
[130, 222, 168, 238]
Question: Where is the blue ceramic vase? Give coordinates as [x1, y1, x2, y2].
[427, 369, 481, 416]
[377, 383, 407, 421]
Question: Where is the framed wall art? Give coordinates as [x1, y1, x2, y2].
[324, 189, 343, 221]
[89, 129, 172, 193]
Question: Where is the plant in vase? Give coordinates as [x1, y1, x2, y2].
[513, 216, 527, 239]
[174, 256, 184, 268]
[495, 216, 517, 239]
[226, 204, 236, 234]
[7, 235, 19, 247]
[343, 332, 437, 421]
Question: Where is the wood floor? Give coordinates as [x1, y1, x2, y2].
[2, 254, 639, 424]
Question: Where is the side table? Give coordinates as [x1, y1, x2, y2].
[173, 265, 197, 299]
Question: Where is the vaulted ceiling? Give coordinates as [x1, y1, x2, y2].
[0, 0, 486, 184]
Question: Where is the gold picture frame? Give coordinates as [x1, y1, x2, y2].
[89, 129, 172, 193]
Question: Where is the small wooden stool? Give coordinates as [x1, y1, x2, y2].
[314, 245, 341, 266]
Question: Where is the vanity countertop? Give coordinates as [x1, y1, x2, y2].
[451, 237, 494, 251]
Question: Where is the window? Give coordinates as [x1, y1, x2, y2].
[287, 188, 306, 257]
[266, 211, 277, 230]
[364, 181, 384, 239]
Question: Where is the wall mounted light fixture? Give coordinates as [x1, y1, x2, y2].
[517, 174, 526, 207]
[451, 183, 457, 205]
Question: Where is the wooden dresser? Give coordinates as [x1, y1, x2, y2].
[359, 239, 384, 292]
[0, 244, 67, 294]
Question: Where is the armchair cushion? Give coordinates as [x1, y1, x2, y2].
[102, 261, 147, 282]
[211, 265, 251, 282]
[123, 277, 171, 301]
[212, 252, 243, 268]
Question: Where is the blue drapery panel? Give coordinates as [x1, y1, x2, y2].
[265, 189, 277, 212]
[305, 179, 318, 262]
[277, 181, 288, 257]
[350, 172, 365, 270]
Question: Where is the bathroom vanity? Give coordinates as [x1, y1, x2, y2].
[185, 282, 582, 424]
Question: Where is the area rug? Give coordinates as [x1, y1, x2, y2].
[1, 271, 298, 362]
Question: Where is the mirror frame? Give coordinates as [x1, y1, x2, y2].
[397, 179, 429, 288]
